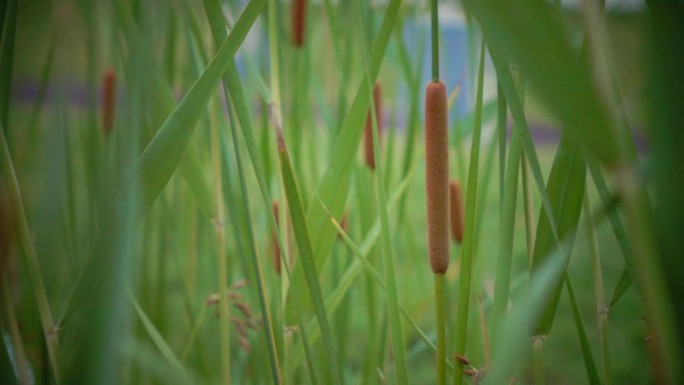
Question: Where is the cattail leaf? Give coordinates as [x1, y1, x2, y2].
[277, 141, 342, 385]
[530, 136, 586, 336]
[462, 0, 618, 165]
[135, 0, 265, 214]
[129, 290, 196, 385]
[286, 0, 402, 323]
[290, 159, 419, 368]
[609, 266, 632, 308]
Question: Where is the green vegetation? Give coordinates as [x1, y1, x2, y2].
[1, 0, 683, 384]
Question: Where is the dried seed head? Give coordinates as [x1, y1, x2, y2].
[291, 0, 307, 48]
[231, 279, 247, 289]
[272, 200, 281, 274]
[364, 83, 383, 170]
[101, 68, 116, 136]
[206, 293, 220, 305]
[464, 369, 478, 377]
[239, 336, 251, 353]
[234, 302, 253, 320]
[449, 180, 464, 244]
[453, 354, 470, 366]
[425, 81, 449, 274]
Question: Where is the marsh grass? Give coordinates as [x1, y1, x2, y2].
[1, 1, 682, 384]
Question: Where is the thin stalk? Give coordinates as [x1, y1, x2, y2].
[452, 39, 486, 385]
[430, 0, 439, 81]
[355, 0, 409, 382]
[435, 275, 447, 385]
[533, 337, 544, 385]
[210, 102, 230, 384]
[585, 193, 611, 385]
[0, 122, 60, 383]
[2, 271, 31, 385]
[490, 130, 521, 343]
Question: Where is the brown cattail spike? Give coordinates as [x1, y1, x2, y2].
[425, 81, 449, 274]
[291, 0, 307, 48]
[364, 83, 382, 170]
[102, 68, 116, 136]
[272, 200, 281, 274]
[449, 180, 464, 244]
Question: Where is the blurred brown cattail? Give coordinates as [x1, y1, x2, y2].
[449, 180, 464, 244]
[101, 68, 116, 136]
[364, 83, 382, 170]
[291, 0, 307, 48]
[425, 81, 449, 274]
[272, 200, 281, 274]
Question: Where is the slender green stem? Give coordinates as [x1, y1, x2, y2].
[452, 39, 485, 385]
[533, 336, 544, 385]
[0, 121, 61, 383]
[585, 193, 611, 385]
[435, 274, 447, 385]
[210, 102, 231, 385]
[355, 0, 409, 382]
[431, 0, 439, 81]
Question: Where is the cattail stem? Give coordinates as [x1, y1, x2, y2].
[435, 274, 447, 385]
[449, 180, 464, 244]
[102, 68, 116, 136]
[431, 0, 439, 81]
[425, 81, 449, 274]
[292, 0, 307, 48]
[364, 83, 382, 170]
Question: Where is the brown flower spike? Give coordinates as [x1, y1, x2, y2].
[291, 0, 307, 48]
[449, 180, 464, 244]
[102, 68, 116, 136]
[425, 81, 449, 274]
[364, 83, 383, 170]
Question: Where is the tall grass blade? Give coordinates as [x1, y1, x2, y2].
[0, 122, 60, 382]
[136, 0, 265, 213]
[276, 134, 342, 385]
[452, 40, 486, 385]
[530, 136, 586, 335]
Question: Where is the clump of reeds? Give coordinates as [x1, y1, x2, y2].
[450, 180, 464, 244]
[291, 0, 307, 48]
[101, 68, 116, 136]
[364, 83, 383, 170]
[425, 81, 449, 274]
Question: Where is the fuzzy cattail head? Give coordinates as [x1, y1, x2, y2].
[425, 81, 449, 274]
[364, 83, 383, 170]
[291, 0, 307, 48]
[101, 68, 116, 136]
[272, 200, 281, 274]
[449, 180, 464, 244]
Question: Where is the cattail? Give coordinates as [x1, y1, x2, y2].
[449, 180, 464, 244]
[364, 83, 383, 170]
[101, 68, 116, 136]
[291, 0, 307, 48]
[272, 200, 281, 274]
[425, 81, 449, 274]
